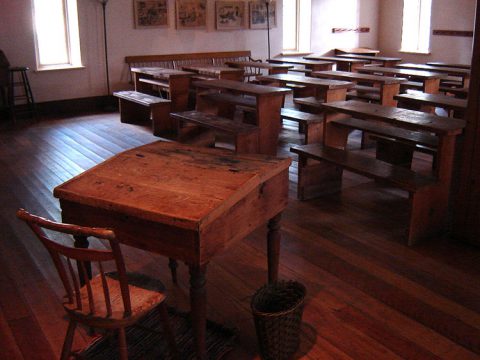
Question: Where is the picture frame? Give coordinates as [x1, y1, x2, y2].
[249, 1, 276, 30]
[176, 0, 207, 29]
[215, 1, 246, 30]
[134, 0, 169, 28]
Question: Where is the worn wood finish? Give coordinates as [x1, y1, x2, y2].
[396, 64, 470, 87]
[281, 108, 324, 144]
[181, 65, 244, 81]
[194, 79, 291, 155]
[225, 61, 292, 75]
[313, 71, 406, 107]
[304, 55, 369, 72]
[267, 57, 334, 72]
[336, 54, 402, 67]
[334, 47, 380, 56]
[427, 61, 471, 69]
[290, 144, 446, 245]
[394, 93, 468, 117]
[53, 141, 291, 359]
[358, 66, 446, 94]
[257, 73, 353, 101]
[171, 110, 259, 153]
[113, 91, 172, 135]
[130, 67, 192, 112]
[2, 112, 480, 359]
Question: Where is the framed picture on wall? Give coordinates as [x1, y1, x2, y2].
[176, 0, 207, 29]
[134, 0, 169, 28]
[249, 1, 276, 29]
[215, 1, 246, 30]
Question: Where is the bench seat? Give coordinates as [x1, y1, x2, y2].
[394, 92, 467, 117]
[291, 143, 441, 245]
[281, 108, 324, 143]
[330, 117, 438, 167]
[113, 91, 171, 135]
[293, 96, 324, 113]
[171, 110, 259, 153]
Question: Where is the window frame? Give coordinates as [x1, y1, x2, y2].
[32, 0, 83, 71]
[282, 0, 311, 54]
[400, 0, 432, 54]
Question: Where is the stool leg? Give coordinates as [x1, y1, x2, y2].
[21, 70, 36, 118]
[8, 70, 14, 121]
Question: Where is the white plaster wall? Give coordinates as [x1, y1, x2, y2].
[378, 0, 475, 64]
[0, 0, 283, 102]
[310, 0, 379, 55]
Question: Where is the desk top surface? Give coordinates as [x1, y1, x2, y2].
[130, 67, 194, 78]
[181, 65, 244, 74]
[313, 70, 407, 84]
[267, 57, 334, 66]
[322, 100, 466, 135]
[193, 79, 291, 96]
[335, 47, 380, 55]
[54, 141, 291, 231]
[304, 55, 369, 64]
[336, 54, 402, 62]
[426, 62, 471, 69]
[358, 66, 447, 79]
[257, 73, 354, 89]
[225, 61, 293, 69]
[395, 63, 470, 76]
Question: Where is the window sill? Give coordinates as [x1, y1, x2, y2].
[35, 64, 85, 72]
[399, 50, 431, 55]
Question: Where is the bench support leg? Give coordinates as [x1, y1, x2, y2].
[297, 156, 343, 200]
[408, 186, 448, 245]
[118, 99, 149, 124]
[151, 102, 173, 136]
[235, 133, 259, 154]
[304, 122, 324, 144]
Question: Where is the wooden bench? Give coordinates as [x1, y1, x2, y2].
[439, 86, 468, 99]
[347, 85, 381, 102]
[126, 51, 260, 82]
[330, 117, 438, 167]
[113, 91, 171, 136]
[290, 143, 438, 245]
[280, 108, 324, 144]
[171, 110, 259, 153]
[293, 96, 324, 113]
[394, 93, 467, 117]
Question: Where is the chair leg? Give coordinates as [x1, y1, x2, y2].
[168, 258, 178, 284]
[117, 327, 128, 360]
[158, 303, 179, 359]
[60, 320, 77, 360]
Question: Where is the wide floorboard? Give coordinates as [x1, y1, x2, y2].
[0, 112, 479, 359]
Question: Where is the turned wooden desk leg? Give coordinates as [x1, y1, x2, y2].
[73, 235, 91, 286]
[189, 264, 207, 360]
[267, 213, 282, 283]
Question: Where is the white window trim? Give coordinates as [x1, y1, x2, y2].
[32, 0, 83, 71]
[282, 0, 311, 54]
[400, 0, 432, 54]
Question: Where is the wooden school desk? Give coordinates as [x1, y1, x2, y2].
[54, 141, 291, 360]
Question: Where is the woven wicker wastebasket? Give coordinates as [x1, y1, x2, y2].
[251, 280, 306, 360]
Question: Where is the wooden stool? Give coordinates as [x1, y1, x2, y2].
[8, 66, 36, 121]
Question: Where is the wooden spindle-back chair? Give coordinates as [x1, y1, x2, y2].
[16, 208, 178, 360]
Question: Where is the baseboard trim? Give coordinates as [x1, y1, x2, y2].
[37, 95, 118, 116]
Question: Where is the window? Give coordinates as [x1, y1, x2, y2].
[32, 0, 82, 70]
[401, 0, 432, 53]
[282, 0, 311, 53]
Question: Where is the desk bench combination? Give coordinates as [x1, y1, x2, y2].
[291, 100, 466, 245]
[267, 57, 334, 74]
[54, 141, 291, 360]
[304, 55, 370, 72]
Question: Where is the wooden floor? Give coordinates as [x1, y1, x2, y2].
[0, 111, 479, 359]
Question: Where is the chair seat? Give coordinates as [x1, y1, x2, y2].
[64, 273, 166, 325]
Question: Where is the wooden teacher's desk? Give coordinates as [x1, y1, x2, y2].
[54, 141, 291, 360]
[130, 67, 193, 112]
[194, 79, 291, 156]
